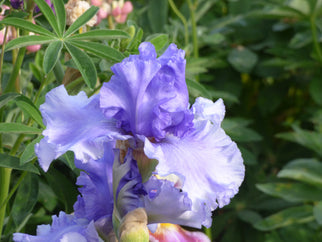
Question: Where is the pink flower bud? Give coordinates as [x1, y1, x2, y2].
[112, 6, 121, 17]
[122, 1, 133, 14]
[91, 0, 102, 7]
[26, 44, 41, 53]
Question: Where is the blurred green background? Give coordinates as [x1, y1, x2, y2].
[1, 0, 322, 241]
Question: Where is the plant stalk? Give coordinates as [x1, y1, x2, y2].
[0, 167, 12, 239]
[187, 0, 199, 59]
[3, 47, 26, 93]
[168, 0, 189, 46]
[310, 14, 322, 64]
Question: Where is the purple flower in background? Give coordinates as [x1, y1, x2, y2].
[13, 212, 100, 242]
[10, 0, 23, 9]
[35, 0, 54, 13]
[10, 0, 54, 13]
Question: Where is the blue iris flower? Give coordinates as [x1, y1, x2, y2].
[34, 42, 245, 232]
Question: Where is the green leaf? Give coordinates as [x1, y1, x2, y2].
[256, 182, 322, 203]
[0, 123, 42, 134]
[64, 42, 97, 89]
[0, 153, 39, 174]
[228, 48, 258, 73]
[238, 210, 262, 225]
[276, 125, 322, 157]
[20, 136, 43, 165]
[67, 40, 125, 62]
[5, 35, 55, 51]
[309, 78, 322, 106]
[38, 181, 58, 212]
[34, 0, 60, 36]
[277, 158, 322, 187]
[222, 119, 262, 142]
[148, 0, 168, 32]
[313, 201, 322, 225]
[253, 205, 314, 231]
[43, 41, 63, 74]
[29, 63, 44, 82]
[45, 168, 78, 213]
[0, 17, 55, 37]
[289, 31, 311, 49]
[62, 151, 76, 171]
[63, 6, 99, 38]
[0, 93, 19, 109]
[67, 29, 130, 41]
[53, 0, 66, 36]
[145, 34, 169, 52]
[14, 95, 45, 128]
[11, 173, 39, 227]
[186, 79, 212, 99]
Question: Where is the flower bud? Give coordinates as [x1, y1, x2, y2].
[119, 208, 149, 242]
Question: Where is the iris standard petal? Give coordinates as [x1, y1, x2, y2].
[144, 98, 245, 210]
[100, 42, 193, 140]
[36, 85, 126, 171]
[13, 212, 99, 242]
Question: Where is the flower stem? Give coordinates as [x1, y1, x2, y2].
[310, 14, 322, 64]
[0, 27, 10, 94]
[0, 167, 12, 239]
[168, 0, 189, 47]
[187, 0, 199, 59]
[3, 47, 26, 93]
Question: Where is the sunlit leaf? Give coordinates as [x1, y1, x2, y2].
[254, 205, 314, 231]
[256, 182, 322, 203]
[277, 158, 322, 187]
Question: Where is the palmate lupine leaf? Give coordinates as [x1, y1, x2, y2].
[14, 96, 45, 128]
[0, 18, 55, 37]
[34, 0, 60, 36]
[0, 154, 39, 174]
[64, 42, 97, 89]
[52, 0, 66, 36]
[67, 29, 130, 41]
[43, 41, 63, 74]
[0, 123, 42, 134]
[63, 6, 99, 37]
[67, 40, 125, 62]
[4, 35, 56, 51]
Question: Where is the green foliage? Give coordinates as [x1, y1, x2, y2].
[1, 0, 322, 240]
[0, 0, 129, 89]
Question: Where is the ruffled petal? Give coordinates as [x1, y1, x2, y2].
[36, 85, 127, 171]
[13, 212, 99, 242]
[73, 142, 115, 237]
[149, 223, 210, 242]
[144, 98, 245, 210]
[100, 42, 193, 140]
[143, 177, 211, 228]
